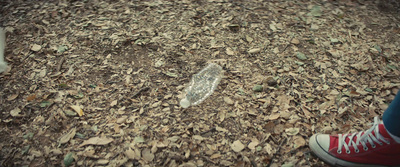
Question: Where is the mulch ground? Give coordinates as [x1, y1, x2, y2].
[0, 0, 399, 166]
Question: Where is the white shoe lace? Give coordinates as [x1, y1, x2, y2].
[337, 116, 390, 154]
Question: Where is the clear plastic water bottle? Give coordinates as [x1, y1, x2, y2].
[0, 27, 7, 73]
[180, 63, 223, 108]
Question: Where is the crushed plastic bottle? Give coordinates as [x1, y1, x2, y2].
[0, 27, 7, 73]
[180, 63, 223, 108]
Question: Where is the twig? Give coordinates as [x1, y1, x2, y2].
[200, 127, 216, 136]
[304, 151, 312, 166]
[251, 160, 257, 167]
[266, 138, 287, 167]
[132, 87, 150, 98]
[280, 36, 295, 54]
[57, 56, 65, 72]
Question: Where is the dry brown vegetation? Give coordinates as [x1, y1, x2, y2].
[0, 0, 399, 166]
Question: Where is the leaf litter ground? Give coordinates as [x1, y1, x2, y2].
[0, 0, 399, 166]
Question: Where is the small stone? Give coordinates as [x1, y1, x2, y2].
[253, 85, 263, 92]
[265, 77, 277, 86]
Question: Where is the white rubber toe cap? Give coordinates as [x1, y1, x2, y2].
[315, 134, 330, 151]
[0, 61, 7, 73]
[309, 134, 338, 166]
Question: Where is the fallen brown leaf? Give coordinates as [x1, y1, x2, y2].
[7, 94, 18, 101]
[58, 128, 76, 145]
[79, 137, 114, 147]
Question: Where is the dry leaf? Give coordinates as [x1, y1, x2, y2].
[293, 136, 305, 149]
[223, 96, 234, 105]
[248, 48, 261, 54]
[114, 123, 121, 133]
[216, 126, 228, 132]
[168, 136, 180, 143]
[151, 143, 158, 153]
[226, 47, 235, 56]
[125, 148, 137, 160]
[142, 148, 154, 162]
[82, 149, 97, 158]
[179, 162, 197, 167]
[192, 135, 204, 141]
[58, 128, 76, 145]
[231, 140, 245, 152]
[248, 139, 260, 150]
[264, 143, 274, 155]
[220, 160, 233, 166]
[301, 105, 314, 118]
[110, 100, 117, 107]
[185, 149, 190, 158]
[7, 94, 18, 101]
[285, 128, 300, 136]
[210, 153, 222, 159]
[51, 149, 62, 155]
[116, 116, 128, 124]
[264, 121, 275, 133]
[26, 94, 36, 101]
[10, 108, 21, 117]
[156, 140, 169, 148]
[79, 137, 114, 147]
[291, 38, 300, 44]
[267, 113, 280, 120]
[97, 159, 109, 165]
[70, 105, 84, 117]
[31, 44, 42, 51]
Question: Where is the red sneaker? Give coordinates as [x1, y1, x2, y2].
[309, 117, 400, 167]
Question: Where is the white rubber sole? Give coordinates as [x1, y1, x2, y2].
[309, 134, 390, 167]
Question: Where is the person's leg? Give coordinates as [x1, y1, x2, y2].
[309, 91, 400, 166]
[383, 90, 400, 141]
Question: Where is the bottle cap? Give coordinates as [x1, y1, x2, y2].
[180, 98, 190, 108]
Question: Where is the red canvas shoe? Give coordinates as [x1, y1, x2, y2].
[309, 117, 400, 167]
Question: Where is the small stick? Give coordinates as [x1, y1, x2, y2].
[266, 138, 287, 167]
[280, 36, 295, 54]
[57, 56, 65, 72]
[200, 127, 216, 136]
[132, 87, 149, 98]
